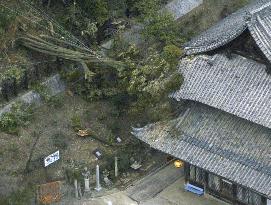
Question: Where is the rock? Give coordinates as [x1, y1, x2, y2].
[0, 74, 65, 118]
[101, 40, 114, 50]
[164, 0, 203, 20]
[42, 74, 65, 96]
[20, 91, 42, 106]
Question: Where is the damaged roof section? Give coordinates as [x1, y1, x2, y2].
[171, 54, 271, 129]
[132, 102, 271, 198]
[184, 0, 271, 60]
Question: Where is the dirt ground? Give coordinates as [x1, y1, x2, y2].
[0, 91, 169, 203]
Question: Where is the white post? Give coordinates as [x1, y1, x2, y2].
[115, 157, 118, 178]
[74, 179, 79, 198]
[95, 164, 102, 191]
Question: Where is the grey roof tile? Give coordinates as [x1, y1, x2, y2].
[132, 102, 271, 197]
[184, 0, 271, 62]
[172, 54, 271, 129]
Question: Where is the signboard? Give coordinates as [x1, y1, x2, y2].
[37, 181, 61, 204]
[44, 150, 60, 167]
[267, 199, 271, 205]
[93, 148, 102, 159]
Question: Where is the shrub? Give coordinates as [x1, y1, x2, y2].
[0, 8, 16, 35]
[0, 112, 19, 135]
[70, 115, 82, 131]
[141, 12, 179, 45]
[163, 44, 183, 66]
[32, 83, 50, 102]
[0, 103, 33, 135]
[78, 0, 109, 25]
[63, 70, 82, 82]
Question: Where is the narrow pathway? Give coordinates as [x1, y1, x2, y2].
[126, 165, 183, 203]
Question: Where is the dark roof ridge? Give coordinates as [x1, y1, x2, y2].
[184, 0, 271, 63]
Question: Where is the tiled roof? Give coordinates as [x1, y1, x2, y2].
[132, 102, 271, 198]
[248, 6, 271, 62]
[171, 54, 271, 129]
[184, 0, 271, 61]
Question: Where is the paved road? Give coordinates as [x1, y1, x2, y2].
[126, 165, 183, 202]
[57, 164, 227, 205]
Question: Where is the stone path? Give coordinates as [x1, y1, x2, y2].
[141, 178, 228, 205]
[126, 165, 183, 202]
[57, 164, 227, 205]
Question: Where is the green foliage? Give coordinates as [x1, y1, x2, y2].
[0, 67, 25, 82]
[63, 70, 82, 82]
[32, 83, 51, 102]
[133, 0, 161, 16]
[163, 44, 183, 66]
[70, 114, 82, 131]
[0, 113, 18, 135]
[142, 12, 179, 45]
[0, 103, 33, 135]
[78, 0, 109, 25]
[131, 0, 181, 45]
[115, 45, 182, 102]
[0, 7, 16, 35]
[79, 39, 183, 121]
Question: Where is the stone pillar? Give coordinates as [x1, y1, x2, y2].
[115, 156, 118, 178]
[74, 179, 79, 198]
[95, 164, 102, 191]
[78, 182, 82, 198]
[84, 178, 90, 192]
[82, 167, 91, 193]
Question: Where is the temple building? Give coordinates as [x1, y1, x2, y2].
[132, 1, 271, 205]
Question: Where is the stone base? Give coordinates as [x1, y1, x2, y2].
[95, 186, 102, 192]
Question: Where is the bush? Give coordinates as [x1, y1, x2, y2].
[142, 12, 178, 45]
[0, 103, 33, 135]
[78, 0, 109, 25]
[163, 44, 183, 66]
[0, 113, 19, 135]
[0, 8, 16, 35]
[32, 83, 50, 102]
[70, 115, 82, 131]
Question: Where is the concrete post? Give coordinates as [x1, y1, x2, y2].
[95, 164, 102, 191]
[74, 179, 79, 198]
[115, 156, 118, 178]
